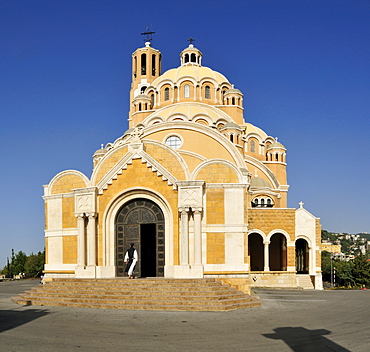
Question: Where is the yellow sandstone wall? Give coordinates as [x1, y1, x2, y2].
[63, 236, 78, 264]
[144, 144, 185, 180]
[178, 152, 203, 174]
[62, 197, 77, 228]
[196, 163, 239, 183]
[248, 208, 295, 236]
[248, 208, 296, 267]
[206, 233, 225, 264]
[51, 175, 86, 194]
[206, 189, 224, 224]
[94, 147, 128, 184]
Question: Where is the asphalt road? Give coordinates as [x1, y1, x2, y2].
[0, 279, 369, 351]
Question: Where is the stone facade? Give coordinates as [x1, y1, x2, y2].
[43, 41, 323, 289]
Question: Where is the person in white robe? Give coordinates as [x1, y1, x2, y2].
[124, 243, 138, 279]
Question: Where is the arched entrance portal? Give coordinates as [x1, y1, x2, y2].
[296, 238, 309, 274]
[115, 198, 165, 278]
[269, 233, 287, 271]
[248, 233, 264, 271]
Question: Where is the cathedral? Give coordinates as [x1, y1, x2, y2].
[43, 39, 323, 290]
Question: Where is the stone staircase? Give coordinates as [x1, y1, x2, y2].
[12, 278, 260, 311]
[296, 274, 315, 289]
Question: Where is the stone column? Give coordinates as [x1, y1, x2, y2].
[76, 213, 86, 267]
[264, 241, 270, 272]
[179, 208, 189, 265]
[193, 208, 202, 265]
[87, 213, 97, 266]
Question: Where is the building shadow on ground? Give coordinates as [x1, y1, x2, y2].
[0, 309, 49, 333]
[263, 327, 350, 351]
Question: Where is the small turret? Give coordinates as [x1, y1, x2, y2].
[180, 42, 202, 66]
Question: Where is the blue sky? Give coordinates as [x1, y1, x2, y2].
[1, 0, 369, 266]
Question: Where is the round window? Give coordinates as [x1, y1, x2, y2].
[165, 136, 182, 149]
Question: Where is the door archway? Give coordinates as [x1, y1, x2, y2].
[115, 198, 165, 277]
[269, 233, 287, 271]
[296, 238, 309, 274]
[248, 233, 264, 271]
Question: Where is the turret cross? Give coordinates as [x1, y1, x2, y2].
[141, 27, 155, 43]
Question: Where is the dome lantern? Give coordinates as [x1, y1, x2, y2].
[180, 39, 202, 66]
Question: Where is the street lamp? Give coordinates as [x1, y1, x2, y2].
[330, 252, 333, 288]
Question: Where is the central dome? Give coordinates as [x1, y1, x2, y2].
[152, 65, 229, 86]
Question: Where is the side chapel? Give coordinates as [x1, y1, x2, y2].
[43, 39, 323, 289]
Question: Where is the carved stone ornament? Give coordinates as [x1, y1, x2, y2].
[129, 127, 144, 143]
[76, 195, 93, 212]
[179, 187, 203, 209]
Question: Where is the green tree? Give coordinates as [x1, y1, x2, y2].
[24, 251, 45, 277]
[334, 260, 354, 287]
[351, 254, 370, 287]
[321, 251, 332, 282]
[10, 250, 28, 275]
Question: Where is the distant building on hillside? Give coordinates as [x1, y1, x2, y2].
[321, 243, 342, 253]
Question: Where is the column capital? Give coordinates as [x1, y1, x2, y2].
[179, 207, 190, 213]
[86, 212, 97, 218]
[75, 213, 85, 218]
[192, 207, 203, 214]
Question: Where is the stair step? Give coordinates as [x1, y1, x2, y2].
[12, 278, 260, 312]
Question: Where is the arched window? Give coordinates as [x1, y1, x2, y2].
[191, 53, 196, 62]
[152, 54, 156, 75]
[267, 198, 272, 207]
[232, 97, 235, 105]
[230, 135, 234, 143]
[184, 53, 189, 63]
[205, 86, 210, 99]
[140, 86, 147, 94]
[164, 87, 170, 101]
[165, 135, 182, 149]
[150, 94, 154, 106]
[134, 56, 137, 77]
[275, 153, 279, 161]
[138, 103, 142, 111]
[261, 198, 265, 207]
[141, 54, 146, 75]
[250, 140, 256, 153]
[184, 84, 190, 98]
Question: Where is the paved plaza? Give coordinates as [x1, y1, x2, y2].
[1, 279, 369, 351]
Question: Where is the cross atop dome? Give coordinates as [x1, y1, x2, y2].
[141, 27, 155, 46]
[187, 37, 195, 45]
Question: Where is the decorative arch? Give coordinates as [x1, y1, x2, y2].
[48, 170, 90, 196]
[248, 232, 265, 271]
[167, 113, 188, 122]
[115, 198, 165, 277]
[192, 159, 243, 183]
[146, 116, 164, 126]
[267, 229, 291, 243]
[244, 156, 280, 189]
[296, 238, 310, 274]
[102, 188, 174, 273]
[142, 120, 247, 169]
[269, 232, 287, 271]
[192, 113, 214, 126]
